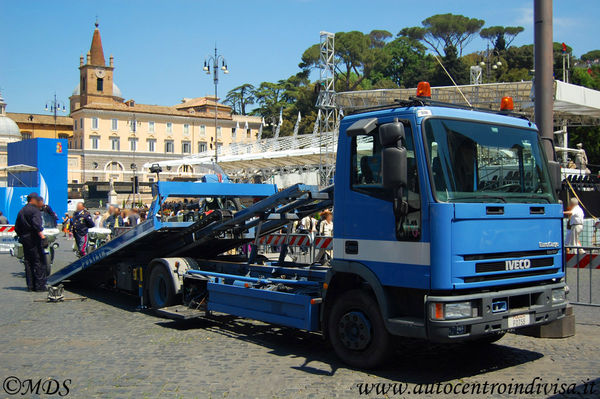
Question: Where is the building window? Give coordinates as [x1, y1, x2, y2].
[74, 120, 78, 130]
[166, 122, 173, 134]
[200, 125, 206, 136]
[129, 138, 138, 151]
[198, 142, 207, 153]
[247, 129, 251, 139]
[165, 140, 174, 153]
[216, 126, 222, 137]
[91, 136, 99, 149]
[111, 137, 120, 151]
[92, 117, 99, 130]
[111, 118, 118, 131]
[182, 141, 191, 154]
[58, 134, 69, 140]
[80, 118, 83, 130]
[148, 121, 155, 133]
[183, 124, 190, 135]
[21, 132, 32, 140]
[232, 127, 237, 139]
[97, 78, 104, 91]
[147, 139, 156, 152]
[92, 177, 99, 182]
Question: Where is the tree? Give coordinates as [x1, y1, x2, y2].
[430, 45, 469, 86]
[382, 36, 433, 88]
[581, 50, 600, 62]
[400, 13, 485, 57]
[224, 84, 255, 115]
[480, 26, 524, 52]
[299, 31, 391, 91]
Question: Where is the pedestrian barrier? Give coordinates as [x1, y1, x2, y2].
[0, 225, 16, 253]
[257, 233, 311, 247]
[313, 236, 333, 250]
[564, 246, 600, 306]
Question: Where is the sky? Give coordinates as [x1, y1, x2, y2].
[1, 0, 598, 114]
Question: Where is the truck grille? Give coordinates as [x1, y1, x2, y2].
[463, 249, 558, 261]
[475, 257, 554, 273]
[464, 268, 559, 283]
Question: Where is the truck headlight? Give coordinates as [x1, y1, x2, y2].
[552, 288, 566, 303]
[431, 301, 473, 320]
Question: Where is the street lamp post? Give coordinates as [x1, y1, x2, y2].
[130, 114, 139, 206]
[203, 47, 229, 163]
[45, 93, 66, 139]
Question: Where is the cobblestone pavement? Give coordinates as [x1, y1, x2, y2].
[0, 237, 598, 398]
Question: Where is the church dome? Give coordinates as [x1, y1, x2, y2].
[0, 93, 21, 142]
[71, 82, 122, 98]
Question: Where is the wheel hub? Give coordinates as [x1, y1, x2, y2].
[338, 311, 372, 350]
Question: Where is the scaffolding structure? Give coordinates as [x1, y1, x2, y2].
[315, 31, 337, 186]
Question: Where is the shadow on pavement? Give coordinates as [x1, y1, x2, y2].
[59, 280, 544, 383]
[156, 316, 544, 383]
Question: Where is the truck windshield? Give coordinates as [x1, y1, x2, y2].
[423, 118, 556, 203]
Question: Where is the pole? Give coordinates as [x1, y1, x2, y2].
[534, 0, 555, 160]
[214, 47, 219, 163]
[53, 93, 58, 139]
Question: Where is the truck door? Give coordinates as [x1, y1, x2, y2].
[337, 120, 429, 289]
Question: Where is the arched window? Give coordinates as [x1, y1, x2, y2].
[104, 161, 124, 182]
[178, 164, 194, 176]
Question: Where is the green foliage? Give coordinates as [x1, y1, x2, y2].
[382, 36, 434, 88]
[581, 50, 600, 62]
[224, 84, 255, 115]
[480, 26, 524, 52]
[401, 13, 485, 57]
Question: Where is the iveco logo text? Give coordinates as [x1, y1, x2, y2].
[539, 241, 559, 248]
[505, 259, 531, 270]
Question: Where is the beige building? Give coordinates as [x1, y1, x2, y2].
[68, 23, 261, 192]
[7, 112, 73, 140]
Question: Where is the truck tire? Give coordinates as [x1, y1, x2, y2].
[148, 266, 176, 308]
[327, 289, 393, 369]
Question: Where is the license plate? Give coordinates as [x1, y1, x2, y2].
[508, 313, 531, 328]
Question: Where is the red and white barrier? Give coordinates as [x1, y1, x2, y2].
[0, 225, 17, 253]
[565, 253, 600, 269]
[257, 234, 311, 247]
[314, 236, 333, 250]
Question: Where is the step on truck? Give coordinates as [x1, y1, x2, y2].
[49, 84, 569, 368]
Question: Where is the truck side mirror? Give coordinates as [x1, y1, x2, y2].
[547, 160, 561, 194]
[379, 121, 407, 189]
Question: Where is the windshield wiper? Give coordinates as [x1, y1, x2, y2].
[450, 194, 507, 203]
[504, 194, 551, 204]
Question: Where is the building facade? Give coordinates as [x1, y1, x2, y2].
[6, 112, 73, 140]
[68, 23, 262, 189]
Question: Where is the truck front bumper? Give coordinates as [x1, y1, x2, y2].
[425, 281, 568, 342]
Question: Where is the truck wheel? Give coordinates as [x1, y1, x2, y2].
[327, 289, 392, 369]
[149, 266, 176, 308]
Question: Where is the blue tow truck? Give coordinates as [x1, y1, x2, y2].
[49, 86, 568, 368]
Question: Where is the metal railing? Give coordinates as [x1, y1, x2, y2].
[0, 225, 16, 253]
[564, 246, 600, 306]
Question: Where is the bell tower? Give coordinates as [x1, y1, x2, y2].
[78, 22, 115, 106]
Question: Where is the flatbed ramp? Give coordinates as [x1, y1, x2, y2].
[48, 183, 332, 286]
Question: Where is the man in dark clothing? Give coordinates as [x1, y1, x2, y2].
[103, 207, 124, 237]
[14, 193, 47, 291]
[71, 202, 95, 256]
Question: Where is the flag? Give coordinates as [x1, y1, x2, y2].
[562, 42, 567, 54]
[293, 111, 301, 137]
[274, 108, 283, 138]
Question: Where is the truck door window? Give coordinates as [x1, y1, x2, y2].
[351, 125, 421, 240]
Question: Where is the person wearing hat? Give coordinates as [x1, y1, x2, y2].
[14, 192, 47, 291]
